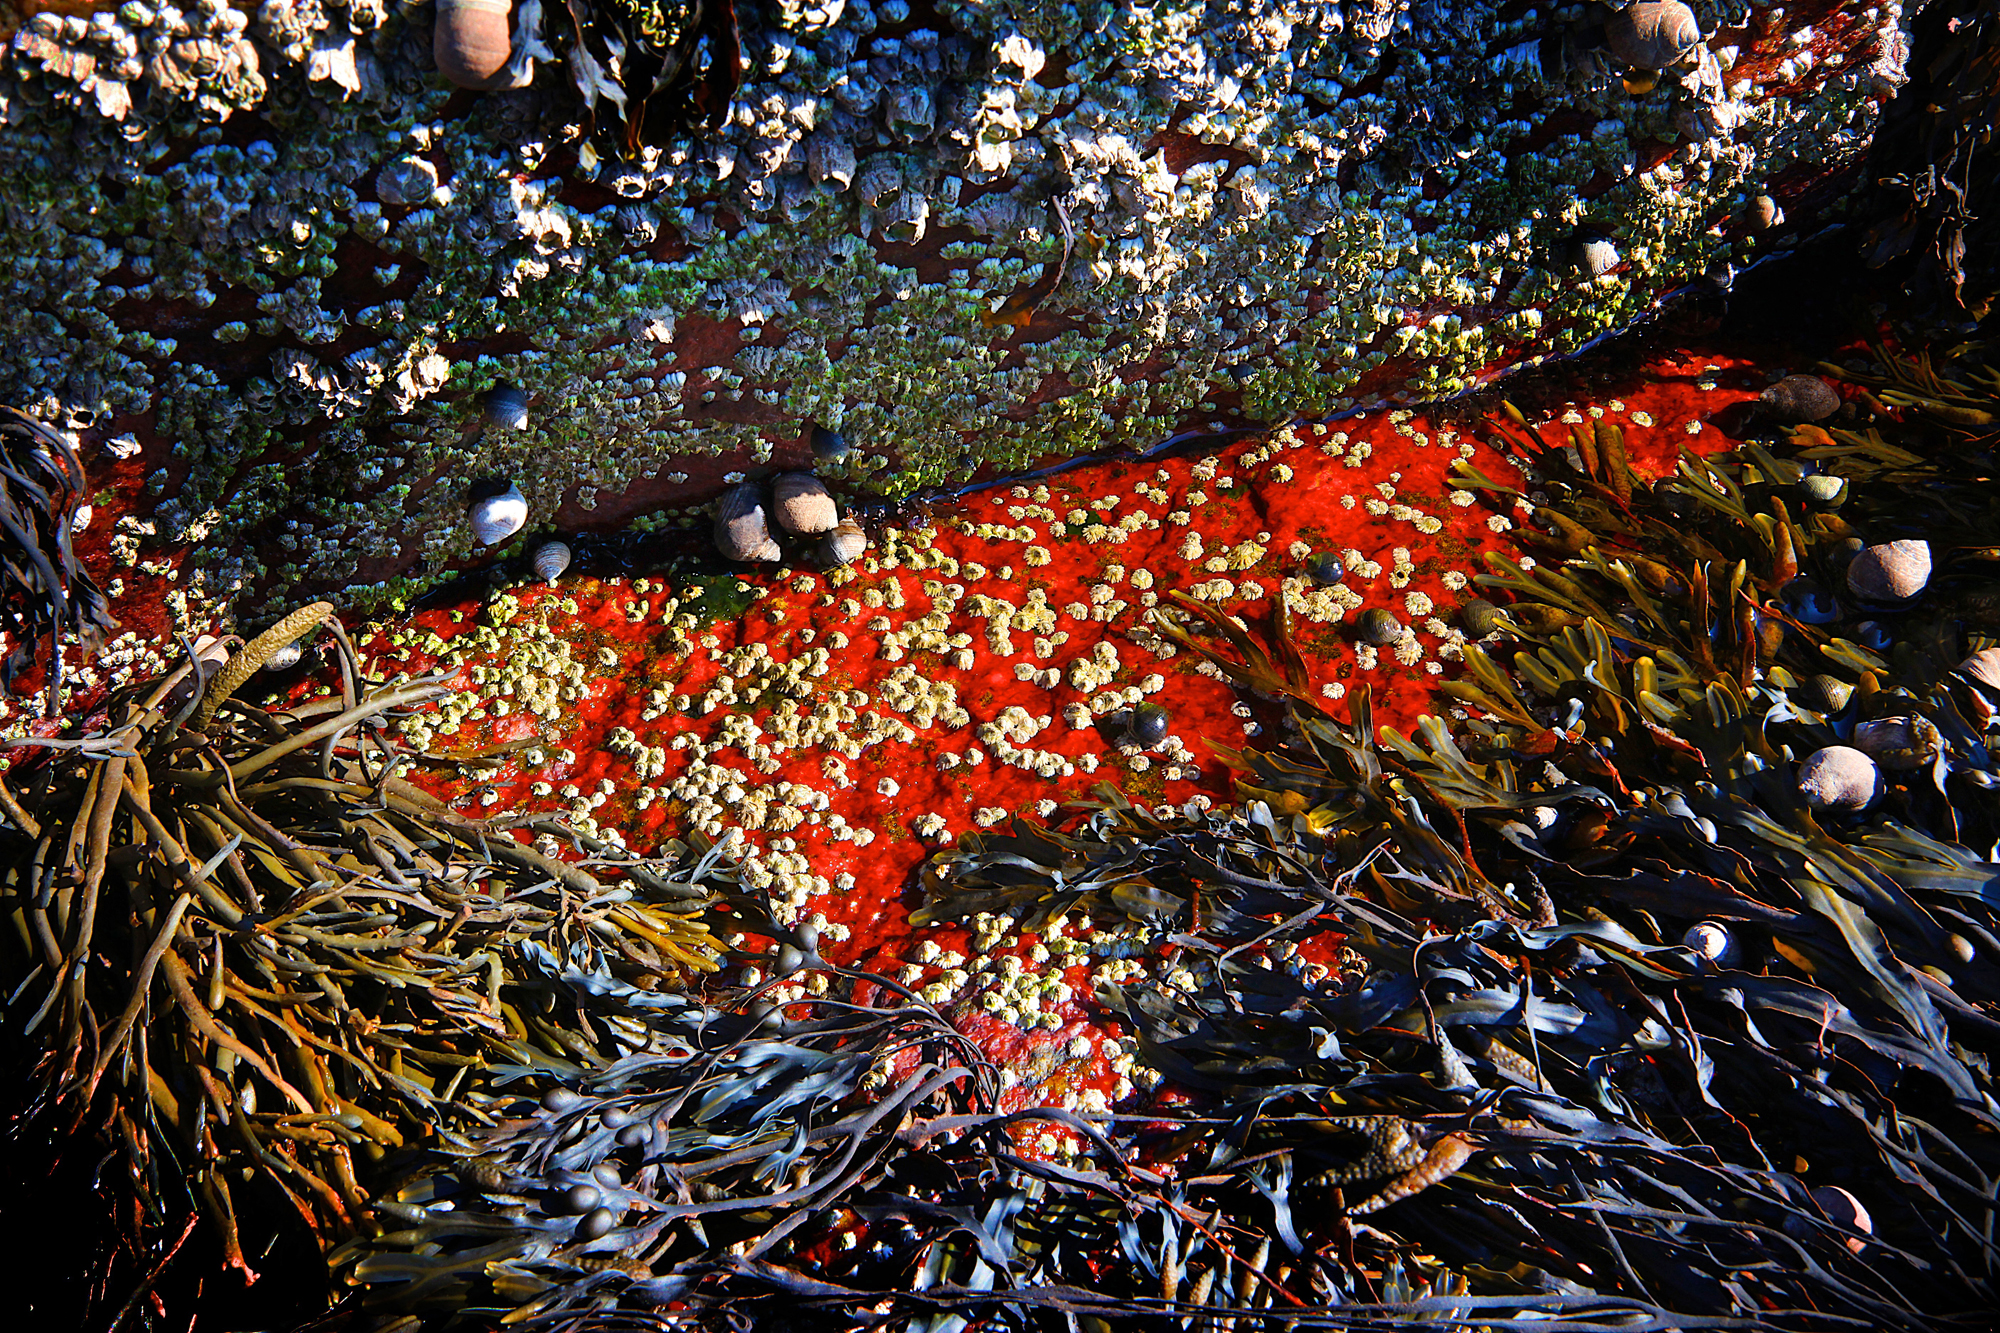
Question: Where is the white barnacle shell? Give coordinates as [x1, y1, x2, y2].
[1606, 0, 1701, 71]
[1566, 234, 1620, 278]
[532, 539, 572, 584]
[715, 483, 781, 562]
[806, 134, 856, 190]
[854, 155, 904, 209]
[821, 517, 867, 567]
[470, 482, 529, 545]
[771, 472, 839, 535]
[1682, 921, 1740, 967]
[1798, 745, 1882, 812]
[879, 190, 930, 244]
[1845, 539, 1930, 602]
[434, 0, 513, 90]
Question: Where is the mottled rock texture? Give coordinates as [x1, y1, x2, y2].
[1, 0, 1909, 620]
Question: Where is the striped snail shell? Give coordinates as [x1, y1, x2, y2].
[483, 383, 529, 431]
[469, 482, 529, 545]
[1565, 233, 1620, 278]
[434, 0, 514, 90]
[531, 539, 572, 584]
[770, 472, 839, 535]
[820, 517, 867, 567]
[1357, 607, 1403, 645]
[715, 483, 781, 562]
[1682, 921, 1739, 967]
[261, 641, 304, 672]
[1605, 0, 1700, 70]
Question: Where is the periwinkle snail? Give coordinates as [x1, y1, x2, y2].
[435, 0, 514, 90]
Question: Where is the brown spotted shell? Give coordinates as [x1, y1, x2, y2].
[821, 517, 867, 567]
[1759, 374, 1841, 423]
[771, 472, 840, 535]
[435, 0, 513, 90]
[715, 484, 781, 562]
[1605, 0, 1701, 70]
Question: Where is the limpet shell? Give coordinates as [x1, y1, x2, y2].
[821, 517, 867, 567]
[771, 472, 839, 535]
[434, 0, 513, 90]
[469, 483, 529, 545]
[1797, 745, 1881, 811]
[1605, 0, 1701, 70]
[1845, 539, 1930, 602]
[715, 484, 781, 562]
[1759, 374, 1840, 423]
[532, 540, 572, 584]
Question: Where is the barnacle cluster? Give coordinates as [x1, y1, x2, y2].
[0, 604, 724, 1273]
[2, 0, 1911, 623]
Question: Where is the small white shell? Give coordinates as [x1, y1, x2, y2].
[1845, 539, 1931, 602]
[821, 517, 867, 567]
[1798, 745, 1882, 811]
[532, 540, 572, 584]
[261, 642, 304, 672]
[1682, 921, 1739, 967]
[771, 473, 839, 535]
[715, 484, 781, 562]
[470, 483, 530, 545]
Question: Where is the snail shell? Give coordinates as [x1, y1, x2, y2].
[1853, 715, 1942, 770]
[714, 483, 781, 562]
[484, 383, 530, 431]
[1125, 703, 1171, 748]
[261, 641, 304, 672]
[1605, 0, 1701, 70]
[1745, 193, 1783, 232]
[434, 0, 513, 90]
[1956, 646, 2000, 691]
[1682, 921, 1740, 967]
[1780, 578, 1840, 624]
[1357, 607, 1403, 645]
[1797, 473, 1848, 509]
[1845, 539, 1930, 602]
[1798, 745, 1881, 811]
[820, 517, 867, 567]
[470, 482, 529, 545]
[1759, 374, 1840, 423]
[809, 424, 851, 463]
[1808, 1186, 1872, 1253]
[770, 472, 839, 535]
[531, 539, 572, 584]
[1459, 599, 1507, 638]
[1801, 674, 1854, 714]
[1305, 553, 1345, 586]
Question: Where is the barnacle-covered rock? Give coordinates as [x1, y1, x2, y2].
[1760, 375, 1842, 423]
[0, 0, 1924, 615]
[1798, 745, 1883, 811]
[715, 483, 781, 562]
[770, 473, 838, 535]
[1846, 539, 1932, 602]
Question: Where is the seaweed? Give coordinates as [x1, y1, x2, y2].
[0, 405, 116, 713]
[0, 604, 724, 1279]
